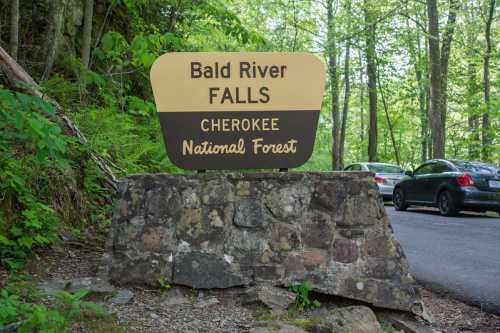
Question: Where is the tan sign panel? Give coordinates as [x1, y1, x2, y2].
[150, 52, 325, 170]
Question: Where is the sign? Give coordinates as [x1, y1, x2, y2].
[150, 52, 325, 170]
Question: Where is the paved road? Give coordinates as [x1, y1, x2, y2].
[387, 206, 500, 314]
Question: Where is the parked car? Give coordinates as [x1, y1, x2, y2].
[344, 162, 406, 200]
[393, 159, 500, 216]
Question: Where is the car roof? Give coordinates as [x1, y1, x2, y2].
[355, 162, 402, 167]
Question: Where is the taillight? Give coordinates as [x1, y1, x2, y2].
[374, 176, 387, 184]
[457, 173, 474, 187]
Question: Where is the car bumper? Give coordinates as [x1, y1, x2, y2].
[377, 184, 395, 197]
[460, 187, 500, 211]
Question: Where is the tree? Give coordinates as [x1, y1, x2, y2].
[81, 0, 94, 69]
[326, 0, 341, 170]
[426, 0, 459, 159]
[438, 0, 459, 156]
[464, 2, 481, 159]
[482, 0, 495, 161]
[364, 0, 378, 162]
[358, 48, 365, 161]
[9, 0, 19, 61]
[339, 0, 352, 168]
[405, 3, 430, 162]
[43, 0, 67, 80]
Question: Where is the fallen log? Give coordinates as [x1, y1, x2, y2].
[0, 46, 118, 190]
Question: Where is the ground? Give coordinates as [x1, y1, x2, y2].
[2, 234, 500, 333]
[387, 206, 500, 314]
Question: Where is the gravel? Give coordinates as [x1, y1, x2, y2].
[1, 239, 499, 332]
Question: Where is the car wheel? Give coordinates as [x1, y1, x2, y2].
[438, 191, 458, 216]
[393, 188, 408, 211]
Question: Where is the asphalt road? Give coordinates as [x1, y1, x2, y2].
[387, 206, 500, 314]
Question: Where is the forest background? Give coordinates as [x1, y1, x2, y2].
[0, 0, 498, 269]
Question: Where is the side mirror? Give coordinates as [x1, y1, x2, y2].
[405, 170, 413, 176]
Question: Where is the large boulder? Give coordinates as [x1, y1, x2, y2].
[102, 172, 423, 314]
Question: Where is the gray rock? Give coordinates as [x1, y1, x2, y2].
[234, 199, 266, 228]
[310, 306, 382, 333]
[105, 172, 423, 314]
[160, 288, 190, 306]
[38, 277, 115, 295]
[173, 251, 250, 288]
[193, 297, 219, 308]
[110, 289, 134, 305]
[242, 286, 295, 311]
[250, 321, 308, 333]
[376, 310, 437, 333]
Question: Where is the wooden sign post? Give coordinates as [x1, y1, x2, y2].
[150, 52, 325, 170]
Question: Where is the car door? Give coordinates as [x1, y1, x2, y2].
[427, 161, 455, 202]
[407, 163, 435, 202]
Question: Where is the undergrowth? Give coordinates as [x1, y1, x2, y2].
[0, 276, 123, 332]
[0, 87, 111, 270]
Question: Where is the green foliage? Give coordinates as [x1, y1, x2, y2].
[0, 89, 69, 269]
[0, 280, 109, 333]
[157, 277, 171, 292]
[288, 281, 321, 311]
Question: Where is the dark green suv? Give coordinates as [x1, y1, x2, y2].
[393, 159, 500, 216]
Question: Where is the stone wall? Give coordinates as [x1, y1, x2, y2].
[102, 172, 423, 314]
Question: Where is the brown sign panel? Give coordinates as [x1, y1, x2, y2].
[150, 52, 325, 170]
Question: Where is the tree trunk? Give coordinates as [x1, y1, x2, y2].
[467, 57, 480, 159]
[426, 0, 442, 158]
[43, 0, 67, 80]
[416, 34, 429, 163]
[327, 0, 341, 170]
[339, 0, 352, 168]
[437, 0, 459, 157]
[339, 40, 351, 168]
[465, 6, 480, 160]
[377, 64, 400, 165]
[482, 0, 495, 161]
[364, 0, 377, 162]
[359, 48, 365, 160]
[406, 14, 429, 163]
[9, 0, 19, 61]
[81, 0, 94, 69]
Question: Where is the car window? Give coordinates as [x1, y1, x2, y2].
[352, 164, 362, 171]
[451, 160, 498, 174]
[344, 165, 353, 171]
[366, 164, 404, 174]
[433, 162, 453, 173]
[414, 163, 434, 175]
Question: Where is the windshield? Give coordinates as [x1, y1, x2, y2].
[366, 164, 404, 174]
[451, 161, 498, 174]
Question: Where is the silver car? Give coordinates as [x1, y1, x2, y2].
[344, 162, 406, 200]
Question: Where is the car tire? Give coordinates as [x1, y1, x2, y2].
[393, 188, 408, 211]
[438, 191, 458, 216]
